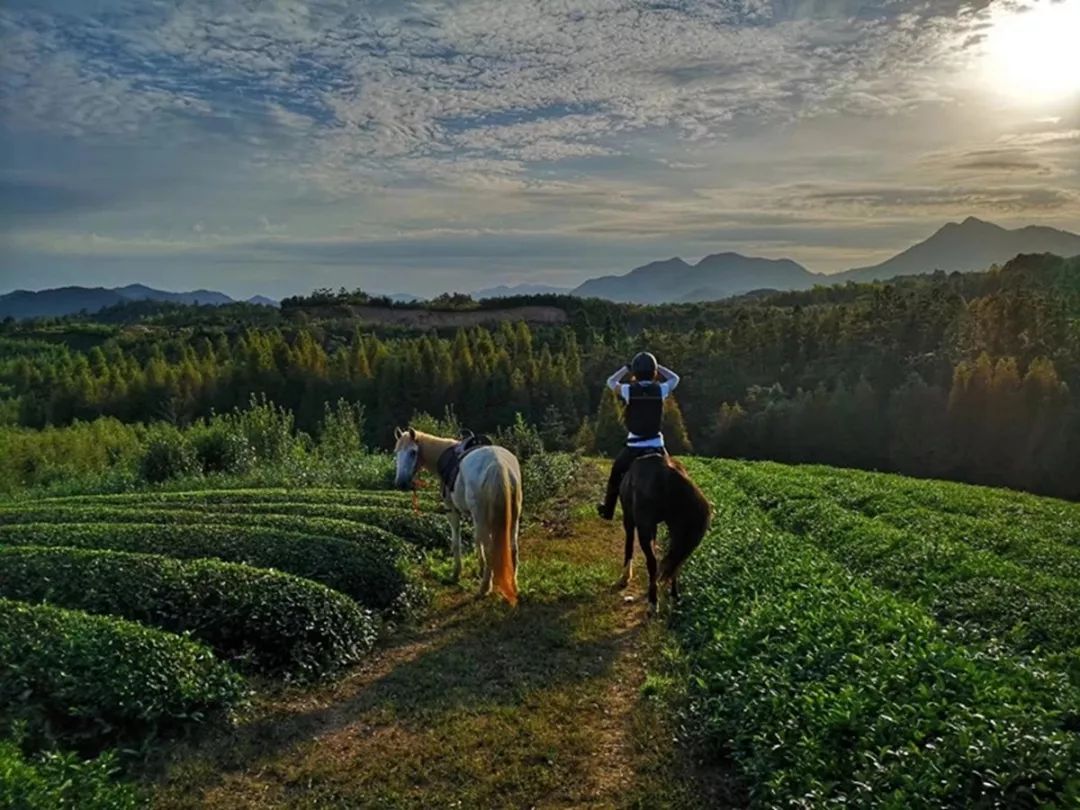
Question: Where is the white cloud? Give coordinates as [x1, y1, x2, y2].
[1, 0, 1077, 293]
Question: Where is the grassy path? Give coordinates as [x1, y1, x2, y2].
[150, 513, 728, 809]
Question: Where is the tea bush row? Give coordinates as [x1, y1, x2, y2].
[0, 522, 411, 611]
[0, 599, 245, 753]
[0, 740, 140, 810]
[0, 547, 378, 679]
[726, 463, 1080, 658]
[673, 460, 1080, 808]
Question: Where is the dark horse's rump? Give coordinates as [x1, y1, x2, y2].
[618, 454, 712, 611]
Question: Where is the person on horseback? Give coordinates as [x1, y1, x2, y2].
[597, 351, 680, 520]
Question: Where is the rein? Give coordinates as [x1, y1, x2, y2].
[411, 473, 428, 515]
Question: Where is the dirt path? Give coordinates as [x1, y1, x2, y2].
[150, 516, 710, 809]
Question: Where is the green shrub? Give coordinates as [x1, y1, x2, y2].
[0, 522, 411, 611]
[0, 547, 379, 678]
[521, 452, 584, 507]
[318, 399, 366, 458]
[408, 406, 461, 440]
[222, 394, 307, 465]
[0, 739, 140, 810]
[0, 419, 145, 496]
[188, 421, 255, 475]
[495, 412, 544, 461]
[0, 599, 244, 753]
[138, 429, 199, 484]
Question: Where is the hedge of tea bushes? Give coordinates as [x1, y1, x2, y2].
[726, 463, 1080, 660]
[33, 486, 425, 510]
[670, 460, 1080, 808]
[0, 521, 410, 611]
[0, 547, 379, 679]
[0, 599, 245, 753]
[0, 740, 140, 810]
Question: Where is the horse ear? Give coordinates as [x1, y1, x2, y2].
[393, 427, 403, 440]
[408, 428, 416, 441]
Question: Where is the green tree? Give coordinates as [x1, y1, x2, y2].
[662, 396, 692, 454]
[594, 390, 625, 456]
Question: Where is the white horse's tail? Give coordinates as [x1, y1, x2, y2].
[488, 462, 518, 606]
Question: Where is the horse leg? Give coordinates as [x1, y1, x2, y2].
[639, 522, 659, 616]
[511, 499, 521, 592]
[448, 509, 463, 582]
[474, 515, 493, 597]
[616, 512, 635, 590]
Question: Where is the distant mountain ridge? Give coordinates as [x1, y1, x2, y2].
[835, 217, 1080, 283]
[569, 218, 1080, 303]
[4, 218, 1077, 316]
[572, 253, 820, 303]
[0, 284, 276, 320]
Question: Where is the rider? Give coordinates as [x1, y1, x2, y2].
[597, 351, 680, 520]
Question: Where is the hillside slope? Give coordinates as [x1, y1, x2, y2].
[573, 253, 817, 303]
[835, 217, 1080, 282]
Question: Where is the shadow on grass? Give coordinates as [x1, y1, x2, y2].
[151, 585, 639, 800]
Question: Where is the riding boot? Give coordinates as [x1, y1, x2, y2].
[598, 447, 635, 520]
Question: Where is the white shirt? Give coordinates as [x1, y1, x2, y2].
[605, 364, 680, 448]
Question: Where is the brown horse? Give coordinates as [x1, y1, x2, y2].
[615, 453, 711, 615]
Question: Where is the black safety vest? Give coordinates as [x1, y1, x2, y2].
[624, 382, 663, 440]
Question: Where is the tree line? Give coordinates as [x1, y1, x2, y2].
[2, 254, 1077, 498]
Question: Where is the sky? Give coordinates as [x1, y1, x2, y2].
[1, 0, 1078, 299]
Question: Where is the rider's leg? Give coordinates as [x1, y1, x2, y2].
[598, 446, 634, 520]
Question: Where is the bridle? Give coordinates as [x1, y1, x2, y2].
[397, 443, 423, 514]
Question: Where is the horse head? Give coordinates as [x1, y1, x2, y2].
[393, 427, 421, 490]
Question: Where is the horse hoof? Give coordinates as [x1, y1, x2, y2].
[613, 577, 630, 591]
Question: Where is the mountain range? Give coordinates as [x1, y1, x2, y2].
[830, 217, 1080, 284]
[571, 254, 818, 303]
[570, 218, 1080, 303]
[0, 284, 276, 320]
[2, 218, 1078, 318]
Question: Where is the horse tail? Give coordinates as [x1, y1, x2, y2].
[488, 462, 518, 606]
[659, 464, 711, 583]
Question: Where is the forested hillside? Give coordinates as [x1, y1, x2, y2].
[2, 253, 1077, 497]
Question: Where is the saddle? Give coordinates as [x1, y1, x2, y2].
[630, 447, 668, 465]
[436, 429, 493, 500]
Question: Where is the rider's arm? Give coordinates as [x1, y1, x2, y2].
[657, 364, 680, 397]
[606, 365, 629, 391]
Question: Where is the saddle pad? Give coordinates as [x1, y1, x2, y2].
[436, 433, 492, 499]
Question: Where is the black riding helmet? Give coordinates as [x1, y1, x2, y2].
[631, 351, 658, 381]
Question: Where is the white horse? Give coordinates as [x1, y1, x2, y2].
[393, 427, 522, 605]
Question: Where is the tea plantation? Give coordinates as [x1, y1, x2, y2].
[0, 485, 445, 804]
[2, 465, 1079, 807]
[673, 459, 1080, 807]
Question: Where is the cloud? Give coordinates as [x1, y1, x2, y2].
[791, 185, 1078, 212]
[1, 0, 1077, 293]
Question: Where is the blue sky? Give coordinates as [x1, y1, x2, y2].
[1, 0, 1078, 298]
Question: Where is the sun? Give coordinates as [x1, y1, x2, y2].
[980, 0, 1080, 105]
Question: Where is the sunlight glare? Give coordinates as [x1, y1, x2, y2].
[979, 0, 1080, 105]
